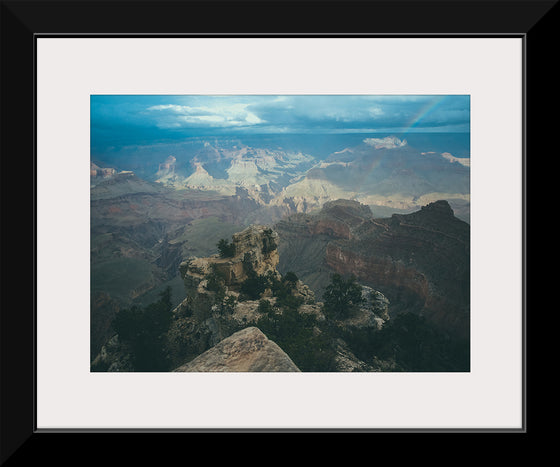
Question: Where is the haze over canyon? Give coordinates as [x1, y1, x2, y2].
[90, 95, 470, 372]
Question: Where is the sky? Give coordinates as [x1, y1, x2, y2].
[91, 95, 470, 152]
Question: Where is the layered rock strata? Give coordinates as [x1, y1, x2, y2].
[276, 199, 469, 339]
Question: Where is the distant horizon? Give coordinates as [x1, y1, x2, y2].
[91, 131, 470, 173]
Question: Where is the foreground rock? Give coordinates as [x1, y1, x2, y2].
[173, 327, 301, 372]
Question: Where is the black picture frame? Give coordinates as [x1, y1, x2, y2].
[1, 0, 552, 462]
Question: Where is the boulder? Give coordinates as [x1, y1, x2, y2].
[173, 327, 301, 372]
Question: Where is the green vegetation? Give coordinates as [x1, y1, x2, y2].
[277, 293, 304, 312]
[339, 312, 470, 372]
[238, 257, 269, 301]
[266, 270, 303, 309]
[94, 240, 467, 373]
[256, 303, 337, 372]
[239, 269, 269, 300]
[322, 273, 364, 320]
[217, 238, 236, 258]
[110, 287, 173, 371]
[282, 271, 299, 286]
[257, 299, 276, 315]
[237, 268, 302, 304]
[261, 228, 277, 254]
[248, 270, 336, 371]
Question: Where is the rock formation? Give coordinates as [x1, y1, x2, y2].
[163, 225, 295, 369]
[179, 224, 281, 293]
[166, 222, 388, 372]
[90, 162, 116, 182]
[157, 155, 176, 175]
[276, 199, 469, 340]
[93, 205, 468, 373]
[173, 327, 301, 372]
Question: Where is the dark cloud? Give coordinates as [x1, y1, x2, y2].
[91, 95, 470, 151]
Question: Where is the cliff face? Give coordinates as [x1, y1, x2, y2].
[179, 224, 280, 293]
[325, 244, 469, 339]
[276, 199, 470, 340]
[327, 200, 469, 339]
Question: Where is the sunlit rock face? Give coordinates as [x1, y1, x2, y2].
[180, 224, 280, 293]
[173, 327, 301, 372]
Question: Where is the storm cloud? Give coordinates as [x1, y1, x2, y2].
[91, 95, 470, 151]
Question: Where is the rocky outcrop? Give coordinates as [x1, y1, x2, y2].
[90, 162, 116, 181]
[342, 286, 389, 330]
[231, 225, 280, 277]
[165, 286, 322, 371]
[167, 225, 313, 369]
[169, 221, 388, 372]
[173, 327, 301, 372]
[179, 224, 280, 293]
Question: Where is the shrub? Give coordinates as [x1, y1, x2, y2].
[239, 270, 268, 300]
[283, 271, 299, 286]
[257, 299, 275, 315]
[255, 307, 337, 372]
[265, 270, 281, 292]
[217, 238, 236, 258]
[261, 228, 277, 254]
[341, 312, 470, 372]
[111, 287, 173, 371]
[277, 293, 304, 312]
[323, 273, 364, 320]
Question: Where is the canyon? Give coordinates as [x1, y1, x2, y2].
[90, 134, 470, 369]
[276, 199, 470, 340]
[92, 201, 469, 372]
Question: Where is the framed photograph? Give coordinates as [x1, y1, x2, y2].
[1, 0, 550, 459]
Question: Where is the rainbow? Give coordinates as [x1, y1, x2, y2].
[402, 95, 447, 135]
